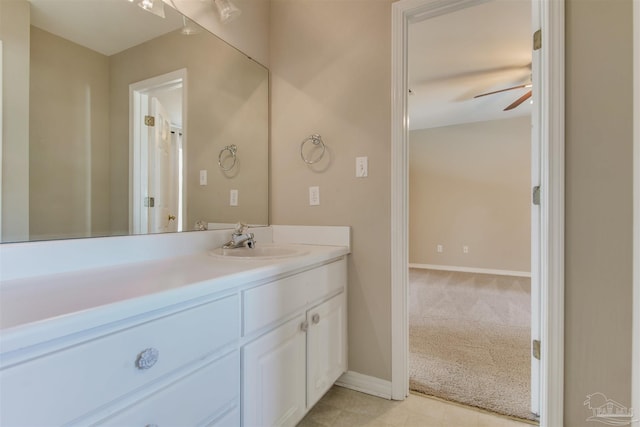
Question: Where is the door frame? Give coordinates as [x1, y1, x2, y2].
[0, 41, 3, 242]
[129, 69, 187, 235]
[633, 0, 640, 420]
[390, 1, 565, 427]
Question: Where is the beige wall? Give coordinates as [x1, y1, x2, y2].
[565, 0, 634, 425]
[109, 29, 268, 234]
[409, 117, 531, 272]
[29, 27, 111, 240]
[0, 0, 30, 242]
[270, 0, 393, 380]
[270, 0, 636, 421]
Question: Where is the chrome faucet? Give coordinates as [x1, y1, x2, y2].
[223, 223, 255, 249]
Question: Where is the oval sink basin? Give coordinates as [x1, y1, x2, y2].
[210, 245, 307, 260]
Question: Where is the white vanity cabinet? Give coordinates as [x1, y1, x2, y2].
[0, 294, 240, 427]
[241, 258, 348, 427]
[0, 241, 350, 427]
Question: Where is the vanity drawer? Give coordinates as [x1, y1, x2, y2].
[0, 295, 239, 427]
[243, 273, 308, 336]
[96, 351, 239, 427]
[242, 260, 346, 336]
[305, 258, 346, 303]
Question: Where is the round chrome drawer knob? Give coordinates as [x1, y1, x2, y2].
[135, 347, 159, 370]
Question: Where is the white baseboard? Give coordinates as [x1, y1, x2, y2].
[409, 263, 531, 278]
[335, 371, 392, 400]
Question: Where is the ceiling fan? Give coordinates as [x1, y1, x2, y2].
[473, 82, 532, 111]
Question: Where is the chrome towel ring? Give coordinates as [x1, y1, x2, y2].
[300, 134, 326, 165]
[218, 144, 238, 171]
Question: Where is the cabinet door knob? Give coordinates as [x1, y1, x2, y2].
[135, 347, 159, 370]
[312, 313, 320, 324]
[300, 320, 309, 332]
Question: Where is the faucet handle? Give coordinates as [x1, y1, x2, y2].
[234, 222, 248, 234]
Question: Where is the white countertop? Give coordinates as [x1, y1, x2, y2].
[0, 244, 348, 356]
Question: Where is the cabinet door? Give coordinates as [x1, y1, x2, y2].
[242, 314, 307, 427]
[306, 292, 347, 408]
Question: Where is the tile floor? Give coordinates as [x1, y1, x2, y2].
[298, 386, 537, 427]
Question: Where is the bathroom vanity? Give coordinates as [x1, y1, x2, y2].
[0, 227, 349, 427]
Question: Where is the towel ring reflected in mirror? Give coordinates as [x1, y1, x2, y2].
[300, 134, 326, 165]
[218, 144, 238, 171]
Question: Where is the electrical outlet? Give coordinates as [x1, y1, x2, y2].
[309, 186, 320, 206]
[230, 189, 238, 206]
[356, 157, 368, 178]
[436, 244, 443, 253]
[463, 245, 469, 254]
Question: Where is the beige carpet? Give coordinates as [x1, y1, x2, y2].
[409, 268, 537, 421]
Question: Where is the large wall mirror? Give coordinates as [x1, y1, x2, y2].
[0, 0, 268, 243]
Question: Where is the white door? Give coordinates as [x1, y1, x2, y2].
[242, 315, 307, 427]
[130, 69, 186, 236]
[148, 97, 178, 233]
[306, 292, 348, 408]
[529, 1, 542, 416]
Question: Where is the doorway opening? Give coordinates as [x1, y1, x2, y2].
[391, 1, 565, 427]
[130, 69, 187, 235]
[406, 1, 535, 421]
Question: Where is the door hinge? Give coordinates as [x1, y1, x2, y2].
[533, 29, 542, 51]
[533, 339, 541, 360]
[144, 115, 155, 127]
[532, 186, 541, 206]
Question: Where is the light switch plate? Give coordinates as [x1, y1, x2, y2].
[230, 189, 238, 206]
[199, 170, 207, 186]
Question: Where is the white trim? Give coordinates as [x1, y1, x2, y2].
[409, 263, 531, 278]
[0, 41, 3, 243]
[335, 371, 392, 400]
[391, 0, 410, 401]
[530, 0, 542, 413]
[391, 2, 564, 427]
[632, 0, 640, 423]
[537, 1, 565, 425]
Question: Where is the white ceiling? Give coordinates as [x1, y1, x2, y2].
[408, 0, 532, 130]
[28, 0, 184, 56]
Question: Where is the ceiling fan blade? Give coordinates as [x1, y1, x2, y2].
[503, 90, 532, 111]
[473, 83, 531, 98]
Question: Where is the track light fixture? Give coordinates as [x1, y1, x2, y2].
[181, 16, 201, 35]
[133, 0, 165, 18]
[213, 0, 241, 23]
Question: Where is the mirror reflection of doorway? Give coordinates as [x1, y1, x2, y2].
[130, 69, 186, 235]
